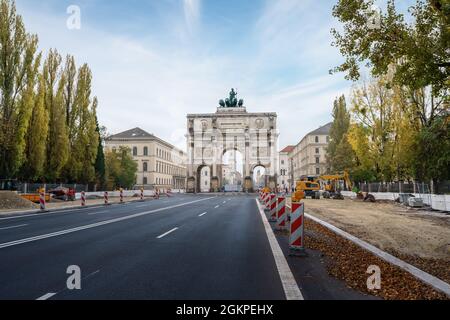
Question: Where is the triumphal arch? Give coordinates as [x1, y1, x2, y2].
[186, 89, 279, 193]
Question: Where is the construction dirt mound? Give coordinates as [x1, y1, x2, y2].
[0, 191, 38, 210]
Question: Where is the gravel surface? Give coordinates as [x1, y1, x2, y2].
[0, 191, 38, 210]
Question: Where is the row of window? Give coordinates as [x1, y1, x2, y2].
[280, 169, 287, 176]
[131, 146, 175, 161]
[156, 148, 172, 161]
[156, 161, 184, 176]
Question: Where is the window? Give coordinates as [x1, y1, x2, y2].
[316, 157, 320, 164]
[326, 136, 330, 143]
[315, 136, 319, 143]
[144, 147, 148, 156]
[143, 162, 148, 172]
[316, 168, 320, 175]
[316, 148, 320, 154]
[133, 147, 138, 156]
[143, 177, 148, 185]
[281, 160, 285, 165]
[205, 170, 208, 177]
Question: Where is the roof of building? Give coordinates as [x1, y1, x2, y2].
[106, 127, 186, 154]
[280, 145, 295, 153]
[307, 122, 332, 136]
[107, 127, 154, 140]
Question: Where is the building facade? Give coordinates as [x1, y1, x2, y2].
[105, 128, 187, 190]
[278, 146, 294, 191]
[290, 123, 331, 185]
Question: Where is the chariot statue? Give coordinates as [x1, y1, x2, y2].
[219, 88, 244, 108]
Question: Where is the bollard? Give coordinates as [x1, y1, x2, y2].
[120, 188, 124, 204]
[264, 193, 270, 208]
[276, 196, 287, 231]
[39, 190, 46, 211]
[269, 194, 277, 222]
[81, 191, 86, 206]
[140, 188, 144, 201]
[104, 191, 109, 205]
[289, 202, 306, 256]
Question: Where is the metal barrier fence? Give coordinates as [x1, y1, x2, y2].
[355, 181, 450, 195]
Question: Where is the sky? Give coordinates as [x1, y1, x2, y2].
[15, 0, 415, 151]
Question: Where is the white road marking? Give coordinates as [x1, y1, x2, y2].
[0, 224, 28, 231]
[157, 227, 179, 239]
[198, 212, 207, 217]
[36, 292, 57, 300]
[0, 197, 215, 250]
[255, 199, 304, 300]
[88, 210, 108, 215]
[223, 201, 226, 204]
[214, 205, 220, 209]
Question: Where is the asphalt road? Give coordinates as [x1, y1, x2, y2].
[0, 193, 374, 300]
[0, 194, 287, 300]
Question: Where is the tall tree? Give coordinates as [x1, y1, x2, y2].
[22, 73, 48, 181]
[94, 112, 106, 189]
[67, 64, 98, 184]
[0, 0, 39, 178]
[327, 95, 355, 171]
[44, 49, 69, 181]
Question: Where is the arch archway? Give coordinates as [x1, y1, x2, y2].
[221, 149, 244, 192]
[252, 165, 267, 190]
[197, 165, 211, 193]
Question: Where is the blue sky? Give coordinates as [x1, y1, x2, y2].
[15, 0, 415, 150]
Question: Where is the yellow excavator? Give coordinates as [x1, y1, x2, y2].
[318, 171, 352, 199]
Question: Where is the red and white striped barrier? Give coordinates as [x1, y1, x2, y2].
[289, 202, 305, 255]
[39, 191, 46, 211]
[276, 196, 287, 231]
[140, 188, 144, 201]
[81, 191, 86, 206]
[120, 189, 124, 204]
[104, 192, 109, 205]
[269, 194, 277, 222]
[264, 193, 270, 208]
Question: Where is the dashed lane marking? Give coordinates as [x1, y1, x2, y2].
[0, 197, 216, 250]
[157, 227, 179, 239]
[36, 292, 57, 301]
[199, 212, 207, 217]
[0, 224, 28, 231]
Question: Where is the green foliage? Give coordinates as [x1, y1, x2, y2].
[94, 113, 106, 189]
[413, 116, 450, 182]
[44, 49, 69, 181]
[105, 147, 137, 190]
[0, 0, 39, 178]
[327, 95, 355, 172]
[0, 0, 103, 184]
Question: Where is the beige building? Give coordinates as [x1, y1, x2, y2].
[278, 146, 294, 190]
[290, 123, 331, 184]
[105, 128, 187, 190]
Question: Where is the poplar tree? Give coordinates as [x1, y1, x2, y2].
[68, 64, 98, 183]
[0, 0, 39, 178]
[44, 49, 69, 181]
[22, 73, 48, 181]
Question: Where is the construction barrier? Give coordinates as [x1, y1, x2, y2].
[269, 194, 277, 222]
[104, 192, 109, 205]
[289, 202, 306, 255]
[276, 196, 287, 231]
[264, 193, 270, 208]
[39, 190, 46, 211]
[120, 189, 124, 204]
[140, 188, 144, 201]
[81, 191, 86, 206]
